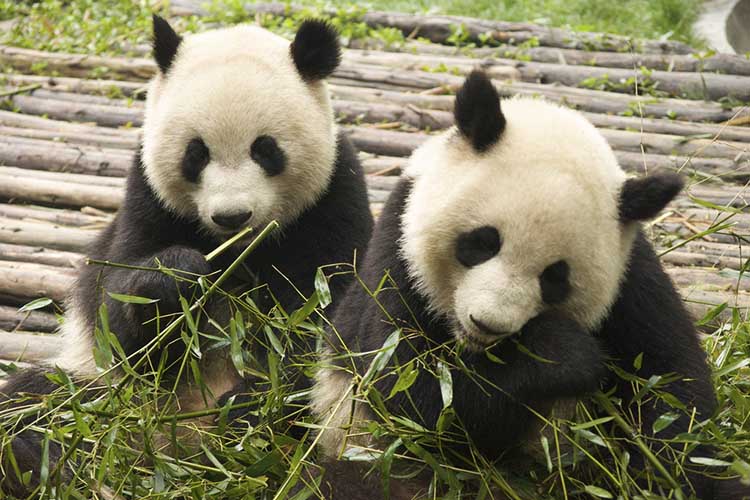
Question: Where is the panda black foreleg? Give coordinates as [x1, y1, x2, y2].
[428, 313, 606, 453]
[597, 233, 720, 498]
[99, 245, 211, 368]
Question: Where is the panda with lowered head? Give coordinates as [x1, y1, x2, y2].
[0, 15, 372, 496]
[309, 72, 749, 499]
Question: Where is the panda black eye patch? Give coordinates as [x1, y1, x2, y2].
[251, 135, 286, 176]
[455, 226, 501, 267]
[540, 260, 571, 304]
[181, 138, 210, 183]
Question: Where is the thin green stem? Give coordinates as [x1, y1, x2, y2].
[594, 392, 685, 500]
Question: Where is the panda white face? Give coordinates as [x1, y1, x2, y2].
[401, 75, 680, 351]
[141, 20, 339, 236]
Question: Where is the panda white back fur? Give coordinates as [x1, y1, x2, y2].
[0, 16, 373, 497]
[310, 72, 746, 499]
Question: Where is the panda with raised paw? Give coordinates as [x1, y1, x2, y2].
[309, 72, 749, 499]
[0, 15, 372, 496]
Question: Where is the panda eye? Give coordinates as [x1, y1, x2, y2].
[251, 135, 286, 176]
[540, 260, 571, 304]
[181, 138, 210, 183]
[455, 226, 501, 268]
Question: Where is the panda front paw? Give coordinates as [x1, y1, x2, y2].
[122, 246, 212, 327]
[520, 312, 606, 397]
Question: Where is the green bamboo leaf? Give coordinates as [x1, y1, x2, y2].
[584, 485, 613, 498]
[107, 292, 158, 304]
[18, 297, 52, 312]
[314, 268, 332, 309]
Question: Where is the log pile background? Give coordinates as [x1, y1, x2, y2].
[0, 3, 749, 360]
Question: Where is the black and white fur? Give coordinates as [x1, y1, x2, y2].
[0, 16, 373, 496]
[310, 72, 749, 499]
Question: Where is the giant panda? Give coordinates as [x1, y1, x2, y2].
[308, 72, 749, 499]
[0, 15, 373, 496]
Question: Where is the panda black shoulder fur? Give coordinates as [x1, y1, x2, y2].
[310, 72, 749, 499]
[0, 16, 372, 496]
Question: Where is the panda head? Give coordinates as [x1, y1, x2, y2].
[401, 71, 682, 351]
[141, 16, 341, 235]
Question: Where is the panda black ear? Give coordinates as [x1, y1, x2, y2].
[619, 173, 683, 221]
[454, 71, 505, 153]
[290, 19, 341, 81]
[152, 14, 182, 75]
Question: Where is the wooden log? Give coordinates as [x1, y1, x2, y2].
[342, 50, 523, 81]
[351, 38, 750, 76]
[580, 112, 750, 144]
[30, 88, 144, 108]
[9, 94, 143, 127]
[0, 171, 124, 210]
[0, 110, 140, 139]
[0, 203, 111, 228]
[0, 217, 96, 253]
[331, 68, 747, 123]
[5, 45, 746, 122]
[0, 243, 82, 268]
[343, 49, 750, 101]
[342, 125, 427, 157]
[0, 166, 126, 188]
[0, 45, 155, 80]
[0, 135, 133, 177]
[661, 250, 746, 271]
[0, 330, 62, 362]
[333, 99, 453, 130]
[0, 73, 146, 97]
[600, 129, 750, 162]
[0, 260, 74, 302]
[682, 290, 750, 326]
[355, 150, 750, 181]
[614, 152, 750, 183]
[0, 305, 58, 333]
[668, 266, 750, 290]
[9, 70, 746, 135]
[0, 125, 139, 150]
[333, 88, 750, 143]
[342, 125, 750, 168]
[360, 155, 407, 175]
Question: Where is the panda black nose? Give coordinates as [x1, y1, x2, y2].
[211, 211, 253, 230]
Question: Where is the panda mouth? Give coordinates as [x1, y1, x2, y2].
[457, 316, 517, 351]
